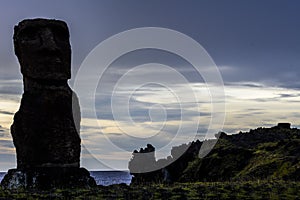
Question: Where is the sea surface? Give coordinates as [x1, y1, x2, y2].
[0, 171, 132, 186]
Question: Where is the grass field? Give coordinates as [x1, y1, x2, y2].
[0, 180, 299, 199]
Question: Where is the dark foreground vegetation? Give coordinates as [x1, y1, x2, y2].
[0, 181, 299, 199]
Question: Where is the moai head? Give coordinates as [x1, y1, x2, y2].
[13, 18, 71, 80]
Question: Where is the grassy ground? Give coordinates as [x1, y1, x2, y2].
[0, 181, 299, 199]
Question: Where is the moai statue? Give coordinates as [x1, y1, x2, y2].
[1, 18, 96, 189]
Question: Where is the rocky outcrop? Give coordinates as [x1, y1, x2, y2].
[128, 144, 163, 184]
[1, 18, 96, 189]
[129, 124, 300, 184]
[1, 168, 95, 190]
[129, 141, 202, 184]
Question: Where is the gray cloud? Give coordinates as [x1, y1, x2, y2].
[290, 113, 300, 118]
[279, 93, 300, 98]
[225, 82, 263, 88]
[0, 140, 14, 148]
[0, 110, 14, 115]
[0, 125, 8, 138]
[0, 80, 22, 95]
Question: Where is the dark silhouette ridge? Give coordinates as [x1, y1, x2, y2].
[1, 18, 96, 189]
[129, 123, 300, 184]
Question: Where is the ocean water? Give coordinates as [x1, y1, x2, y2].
[0, 173, 4, 183]
[90, 171, 132, 186]
[0, 171, 132, 186]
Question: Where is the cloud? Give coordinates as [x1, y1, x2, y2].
[0, 110, 14, 115]
[0, 124, 10, 138]
[0, 129, 4, 138]
[4, 74, 300, 171]
[79, 80, 300, 168]
[278, 93, 300, 98]
[0, 139, 14, 148]
[0, 79, 22, 95]
[225, 82, 263, 88]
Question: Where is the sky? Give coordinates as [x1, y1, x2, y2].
[0, 0, 300, 171]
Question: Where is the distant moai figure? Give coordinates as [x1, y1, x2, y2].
[1, 18, 96, 189]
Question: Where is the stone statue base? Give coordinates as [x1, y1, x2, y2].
[1, 167, 96, 189]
